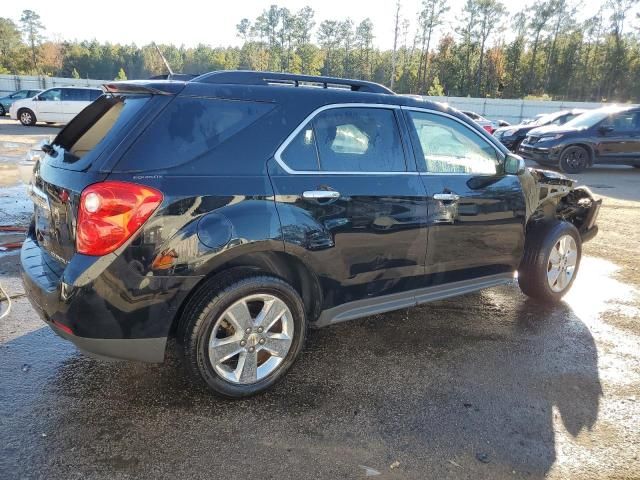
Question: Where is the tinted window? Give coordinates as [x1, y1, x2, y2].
[89, 89, 102, 101]
[49, 95, 152, 170]
[39, 89, 61, 101]
[29, 90, 41, 97]
[280, 107, 406, 173]
[118, 97, 274, 171]
[10, 90, 29, 99]
[62, 88, 90, 101]
[408, 111, 499, 175]
[602, 111, 640, 133]
[281, 124, 319, 171]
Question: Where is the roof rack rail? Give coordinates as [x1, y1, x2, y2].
[191, 70, 394, 95]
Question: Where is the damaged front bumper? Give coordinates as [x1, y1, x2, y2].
[520, 168, 602, 243]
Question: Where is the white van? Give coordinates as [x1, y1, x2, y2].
[10, 86, 103, 126]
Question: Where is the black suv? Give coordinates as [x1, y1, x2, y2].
[21, 71, 601, 398]
[493, 109, 586, 152]
[519, 106, 640, 173]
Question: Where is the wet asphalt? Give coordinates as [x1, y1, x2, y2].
[2, 256, 635, 479]
[1, 119, 639, 479]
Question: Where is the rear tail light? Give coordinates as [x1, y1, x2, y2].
[76, 181, 163, 256]
[483, 125, 494, 134]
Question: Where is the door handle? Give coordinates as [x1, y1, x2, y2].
[433, 193, 460, 202]
[302, 190, 340, 200]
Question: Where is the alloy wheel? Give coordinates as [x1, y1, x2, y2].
[208, 293, 294, 384]
[547, 234, 578, 292]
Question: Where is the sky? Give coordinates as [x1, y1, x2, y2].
[5, 0, 533, 51]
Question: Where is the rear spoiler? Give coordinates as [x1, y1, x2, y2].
[102, 80, 185, 95]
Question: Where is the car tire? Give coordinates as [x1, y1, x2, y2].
[633, 165, 640, 169]
[0, 105, 5, 116]
[18, 108, 36, 126]
[179, 273, 307, 398]
[559, 146, 589, 174]
[518, 220, 582, 303]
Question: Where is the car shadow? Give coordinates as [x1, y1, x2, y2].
[1, 285, 601, 479]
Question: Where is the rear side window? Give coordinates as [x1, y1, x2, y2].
[280, 107, 406, 172]
[89, 89, 102, 101]
[62, 88, 90, 101]
[117, 97, 274, 171]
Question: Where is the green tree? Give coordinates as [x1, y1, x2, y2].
[0, 18, 26, 73]
[115, 67, 127, 80]
[71, 67, 80, 78]
[20, 9, 44, 73]
[427, 76, 445, 95]
[417, 0, 449, 92]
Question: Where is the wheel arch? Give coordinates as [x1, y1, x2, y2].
[17, 107, 36, 124]
[562, 142, 595, 165]
[168, 250, 323, 338]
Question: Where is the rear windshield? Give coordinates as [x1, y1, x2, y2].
[48, 94, 151, 170]
[113, 96, 275, 172]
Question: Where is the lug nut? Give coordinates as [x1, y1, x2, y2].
[245, 328, 252, 334]
[257, 327, 263, 333]
[259, 338, 265, 345]
[240, 340, 246, 346]
[248, 346, 255, 353]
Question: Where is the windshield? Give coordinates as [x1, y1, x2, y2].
[532, 112, 562, 126]
[563, 109, 617, 129]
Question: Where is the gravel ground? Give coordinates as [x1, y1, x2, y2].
[0, 118, 638, 479]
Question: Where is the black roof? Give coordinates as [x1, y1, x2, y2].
[103, 71, 488, 129]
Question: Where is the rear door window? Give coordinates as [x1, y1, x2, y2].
[116, 97, 275, 171]
[89, 89, 102, 101]
[279, 107, 407, 172]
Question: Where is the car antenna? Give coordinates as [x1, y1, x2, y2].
[153, 42, 174, 80]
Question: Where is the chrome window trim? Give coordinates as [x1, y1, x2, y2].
[401, 106, 507, 176]
[273, 103, 420, 176]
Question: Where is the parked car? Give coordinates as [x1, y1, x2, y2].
[0, 89, 42, 116]
[460, 110, 497, 133]
[10, 86, 103, 126]
[22, 71, 601, 398]
[519, 105, 640, 173]
[494, 109, 587, 152]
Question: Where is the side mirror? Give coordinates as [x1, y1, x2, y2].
[505, 153, 526, 175]
[599, 125, 614, 135]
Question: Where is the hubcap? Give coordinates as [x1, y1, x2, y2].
[20, 112, 31, 124]
[547, 234, 578, 292]
[208, 294, 293, 385]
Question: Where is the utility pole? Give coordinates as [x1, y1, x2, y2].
[390, 0, 401, 90]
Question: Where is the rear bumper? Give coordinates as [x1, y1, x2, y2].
[20, 236, 174, 363]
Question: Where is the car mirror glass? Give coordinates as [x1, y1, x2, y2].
[505, 153, 525, 175]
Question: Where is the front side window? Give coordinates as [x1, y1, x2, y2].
[280, 107, 406, 172]
[601, 111, 640, 133]
[407, 111, 499, 175]
[39, 89, 62, 101]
